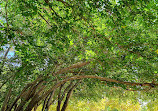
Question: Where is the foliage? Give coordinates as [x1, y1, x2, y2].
[33, 97, 141, 111]
[0, 0, 158, 111]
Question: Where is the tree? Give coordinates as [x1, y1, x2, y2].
[0, 0, 158, 111]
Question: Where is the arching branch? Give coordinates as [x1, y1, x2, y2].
[28, 74, 158, 111]
[54, 61, 90, 75]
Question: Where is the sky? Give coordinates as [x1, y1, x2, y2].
[0, 45, 15, 59]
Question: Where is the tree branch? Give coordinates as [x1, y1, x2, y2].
[54, 61, 90, 75]
[17, 73, 158, 111]
[38, 75, 158, 110]
[61, 80, 81, 111]
[45, 90, 55, 110]
[8, 77, 43, 111]
[38, 12, 52, 28]
[57, 84, 65, 111]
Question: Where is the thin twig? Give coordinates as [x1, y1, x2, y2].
[38, 12, 52, 27]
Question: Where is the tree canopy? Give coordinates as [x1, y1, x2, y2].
[0, 0, 158, 111]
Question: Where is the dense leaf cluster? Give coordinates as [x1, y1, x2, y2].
[0, 0, 158, 110]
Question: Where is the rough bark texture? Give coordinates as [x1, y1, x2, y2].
[2, 74, 158, 111]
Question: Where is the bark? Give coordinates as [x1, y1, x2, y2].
[54, 61, 90, 75]
[7, 74, 157, 111]
[24, 84, 47, 111]
[8, 77, 43, 111]
[60, 82, 73, 101]
[45, 90, 55, 110]
[42, 94, 49, 111]
[57, 84, 64, 111]
[33, 104, 38, 111]
[14, 80, 44, 111]
[60, 89, 72, 111]
[35, 74, 158, 111]
[61, 81, 80, 111]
